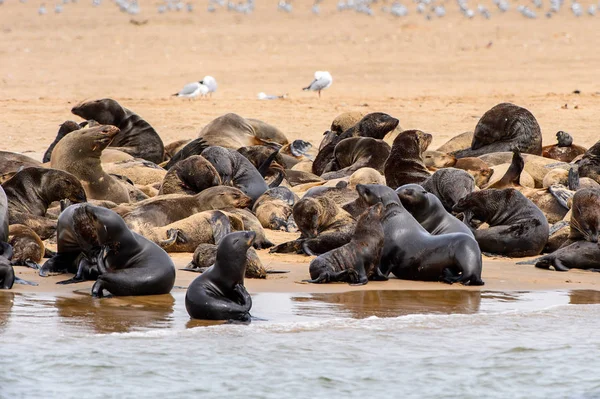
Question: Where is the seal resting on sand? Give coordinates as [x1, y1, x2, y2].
[320, 137, 391, 180]
[185, 231, 255, 321]
[534, 241, 600, 272]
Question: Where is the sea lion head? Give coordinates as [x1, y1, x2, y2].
[175, 155, 221, 193]
[363, 202, 384, 221]
[216, 231, 256, 283]
[203, 186, 252, 209]
[348, 167, 386, 188]
[556, 131, 573, 147]
[356, 184, 398, 207]
[357, 112, 400, 139]
[292, 197, 321, 238]
[395, 184, 428, 212]
[391, 130, 432, 158]
[423, 151, 457, 170]
[71, 98, 125, 125]
[42, 168, 87, 204]
[452, 188, 513, 222]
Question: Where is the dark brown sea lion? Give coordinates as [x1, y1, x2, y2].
[50, 125, 131, 204]
[252, 187, 298, 232]
[454, 157, 493, 188]
[453, 103, 542, 158]
[534, 241, 600, 272]
[236, 145, 286, 186]
[8, 224, 45, 269]
[163, 138, 209, 170]
[357, 184, 483, 285]
[542, 131, 587, 163]
[453, 188, 549, 257]
[2, 167, 87, 239]
[384, 130, 432, 189]
[183, 243, 267, 279]
[421, 168, 476, 212]
[185, 231, 255, 321]
[396, 184, 474, 237]
[565, 188, 600, 245]
[305, 203, 386, 285]
[269, 196, 356, 255]
[42, 120, 85, 163]
[71, 98, 165, 164]
[577, 140, 600, 184]
[159, 155, 221, 195]
[313, 112, 399, 176]
[320, 137, 391, 180]
[121, 186, 252, 232]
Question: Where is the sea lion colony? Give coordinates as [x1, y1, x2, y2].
[1, 98, 599, 321]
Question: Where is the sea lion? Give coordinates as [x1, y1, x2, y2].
[102, 159, 166, 186]
[269, 196, 356, 255]
[421, 168, 475, 212]
[50, 125, 131, 204]
[320, 137, 391, 180]
[384, 130, 432, 189]
[198, 113, 278, 150]
[577, 140, 600, 184]
[542, 131, 587, 163]
[159, 155, 221, 195]
[313, 113, 399, 176]
[164, 139, 192, 160]
[221, 208, 274, 249]
[423, 150, 457, 171]
[42, 120, 86, 163]
[236, 145, 286, 186]
[252, 187, 297, 231]
[436, 131, 473, 154]
[454, 157, 493, 188]
[543, 168, 569, 188]
[183, 243, 267, 279]
[483, 149, 529, 189]
[453, 188, 549, 257]
[565, 188, 600, 245]
[305, 203, 386, 285]
[8, 224, 45, 269]
[284, 170, 323, 186]
[185, 231, 255, 321]
[534, 241, 600, 272]
[246, 118, 289, 146]
[201, 146, 271, 202]
[453, 103, 542, 158]
[0, 249, 15, 289]
[163, 138, 209, 170]
[121, 186, 252, 232]
[71, 98, 165, 164]
[2, 167, 87, 239]
[396, 184, 474, 237]
[330, 111, 366, 135]
[356, 184, 483, 285]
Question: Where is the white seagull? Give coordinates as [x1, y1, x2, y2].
[172, 81, 210, 99]
[302, 71, 332, 98]
[200, 75, 218, 95]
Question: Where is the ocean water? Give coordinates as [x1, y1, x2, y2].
[1, 289, 600, 399]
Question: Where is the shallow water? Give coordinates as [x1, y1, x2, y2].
[2, 289, 600, 398]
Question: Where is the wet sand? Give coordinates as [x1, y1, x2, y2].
[2, 2, 600, 295]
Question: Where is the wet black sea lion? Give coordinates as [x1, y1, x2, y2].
[452, 103, 542, 158]
[534, 241, 600, 272]
[71, 98, 165, 164]
[384, 130, 432, 189]
[305, 203, 386, 285]
[453, 188, 549, 257]
[185, 231, 255, 321]
[357, 184, 483, 285]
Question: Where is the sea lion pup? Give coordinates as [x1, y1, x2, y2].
[356, 184, 483, 285]
[452, 103, 542, 158]
[423, 150, 457, 171]
[454, 157, 493, 188]
[252, 187, 298, 232]
[163, 138, 209, 170]
[304, 203, 386, 285]
[121, 186, 252, 232]
[185, 231, 255, 321]
[42, 120, 84, 163]
[50, 125, 131, 204]
[421, 168, 476, 212]
[542, 131, 587, 163]
[577, 140, 600, 184]
[159, 155, 221, 195]
[201, 146, 272, 202]
[71, 98, 165, 164]
[8, 224, 45, 269]
[436, 131, 474, 154]
[183, 243, 266, 279]
[2, 167, 87, 239]
[320, 137, 391, 180]
[396, 184, 474, 237]
[269, 196, 356, 255]
[534, 241, 600, 272]
[221, 208, 274, 249]
[453, 188, 549, 257]
[384, 129, 432, 189]
[313, 112, 400, 176]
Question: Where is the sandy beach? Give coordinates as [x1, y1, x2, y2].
[2, 1, 600, 296]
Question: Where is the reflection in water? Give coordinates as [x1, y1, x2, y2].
[569, 290, 600, 305]
[294, 290, 482, 318]
[0, 292, 14, 333]
[55, 293, 176, 334]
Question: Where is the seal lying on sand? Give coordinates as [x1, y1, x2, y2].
[183, 242, 267, 279]
[185, 231, 255, 321]
[453, 188, 549, 257]
[453, 103, 543, 158]
[384, 130, 432, 189]
[304, 203, 386, 285]
[8, 224, 45, 269]
[357, 184, 483, 285]
[534, 241, 600, 272]
[252, 187, 297, 231]
[71, 98, 165, 164]
[320, 137, 391, 180]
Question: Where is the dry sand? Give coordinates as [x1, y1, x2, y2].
[2, 2, 600, 295]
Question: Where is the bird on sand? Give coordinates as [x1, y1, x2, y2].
[200, 76, 218, 96]
[302, 71, 332, 98]
[172, 81, 210, 99]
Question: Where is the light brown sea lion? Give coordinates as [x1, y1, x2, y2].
[222, 208, 274, 249]
[71, 98, 165, 164]
[245, 118, 289, 145]
[50, 125, 131, 204]
[453, 103, 542, 158]
[252, 187, 298, 232]
[436, 131, 474, 154]
[453, 157, 493, 188]
[8, 224, 45, 269]
[542, 169, 569, 188]
[159, 155, 221, 195]
[542, 131, 587, 163]
[197, 113, 265, 150]
[330, 111, 366, 135]
[384, 130, 432, 189]
[184, 242, 266, 279]
[423, 151, 457, 171]
[102, 159, 166, 186]
[320, 137, 391, 180]
[479, 152, 570, 188]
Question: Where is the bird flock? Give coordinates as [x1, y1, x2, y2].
[5, 0, 598, 19]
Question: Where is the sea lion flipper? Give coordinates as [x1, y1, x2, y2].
[548, 184, 574, 210]
[552, 259, 570, 272]
[56, 276, 85, 285]
[23, 259, 41, 270]
[13, 276, 38, 286]
[44, 248, 56, 258]
[257, 148, 281, 177]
